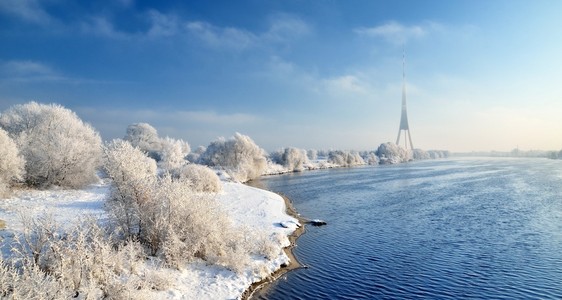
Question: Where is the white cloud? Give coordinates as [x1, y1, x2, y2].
[0, 60, 65, 82]
[264, 14, 311, 42]
[186, 14, 310, 50]
[185, 21, 258, 50]
[355, 21, 442, 45]
[324, 75, 368, 95]
[1, 60, 54, 76]
[80, 16, 130, 39]
[146, 10, 179, 38]
[266, 56, 372, 98]
[73, 10, 310, 50]
[0, 0, 52, 24]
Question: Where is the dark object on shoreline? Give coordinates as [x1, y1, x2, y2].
[279, 220, 301, 229]
[308, 219, 327, 226]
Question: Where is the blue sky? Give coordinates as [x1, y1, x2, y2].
[1, 0, 562, 152]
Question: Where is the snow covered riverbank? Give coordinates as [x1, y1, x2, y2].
[0, 179, 298, 299]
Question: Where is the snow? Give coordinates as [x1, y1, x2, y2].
[0, 179, 298, 300]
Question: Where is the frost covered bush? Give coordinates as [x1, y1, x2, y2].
[103, 139, 158, 238]
[186, 145, 206, 163]
[124, 123, 162, 159]
[0, 102, 101, 188]
[0, 128, 25, 197]
[360, 151, 380, 165]
[412, 148, 430, 160]
[270, 147, 308, 172]
[139, 175, 254, 272]
[4, 216, 163, 299]
[104, 142, 263, 272]
[376, 142, 411, 164]
[328, 150, 366, 167]
[162, 176, 258, 272]
[199, 133, 267, 182]
[307, 149, 318, 160]
[173, 164, 222, 193]
[159, 137, 190, 170]
[427, 150, 450, 159]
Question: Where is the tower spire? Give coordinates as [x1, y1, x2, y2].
[396, 48, 414, 150]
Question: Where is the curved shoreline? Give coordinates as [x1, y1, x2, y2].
[241, 192, 306, 300]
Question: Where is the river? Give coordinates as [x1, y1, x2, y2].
[253, 158, 562, 299]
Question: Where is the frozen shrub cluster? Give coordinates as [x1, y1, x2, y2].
[199, 133, 267, 182]
[547, 150, 562, 159]
[0, 102, 102, 188]
[412, 148, 430, 160]
[173, 164, 222, 193]
[2, 216, 168, 299]
[427, 150, 450, 159]
[376, 142, 411, 164]
[159, 136, 190, 170]
[316, 149, 330, 158]
[186, 145, 206, 163]
[104, 142, 264, 272]
[103, 139, 157, 237]
[307, 149, 318, 160]
[124, 123, 191, 169]
[328, 150, 366, 167]
[124, 123, 162, 158]
[269, 147, 309, 172]
[0, 128, 25, 197]
[360, 151, 380, 165]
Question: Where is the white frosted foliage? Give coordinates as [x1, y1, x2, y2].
[0, 102, 101, 188]
[159, 136, 190, 170]
[0, 128, 25, 197]
[124, 123, 162, 155]
[199, 133, 267, 182]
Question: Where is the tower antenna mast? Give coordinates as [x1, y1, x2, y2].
[395, 48, 414, 150]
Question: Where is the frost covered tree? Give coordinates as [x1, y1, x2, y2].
[3, 217, 170, 299]
[412, 148, 430, 160]
[427, 150, 450, 159]
[0, 128, 25, 197]
[270, 147, 308, 172]
[103, 139, 157, 238]
[103, 143, 263, 272]
[186, 145, 206, 163]
[0, 102, 102, 188]
[124, 123, 162, 158]
[158, 137, 190, 170]
[328, 150, 366, 167]
[376, 142, 411, 164]
[173, 164, 222, 193]
[307, 149, 318, 161]
[360, 151, 380, 165]
[199, 133, 267, 182]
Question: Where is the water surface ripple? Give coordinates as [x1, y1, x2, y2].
[254, 158, 562, 299]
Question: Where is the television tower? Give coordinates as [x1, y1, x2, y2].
[396, 50, 414, 150]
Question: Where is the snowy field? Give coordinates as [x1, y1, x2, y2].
[0, 179, 298, 299]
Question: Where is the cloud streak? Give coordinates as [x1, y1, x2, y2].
[186, 13, 311, 50]
[185, 22, 258, 50]
[355, 21, 442, 44]
[0, 0, 53, 24]
[0, 60, 66, 82]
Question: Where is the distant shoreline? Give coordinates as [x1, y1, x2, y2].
[241, 186, 306, 300]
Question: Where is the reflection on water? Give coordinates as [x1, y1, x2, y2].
[254, 158, 562, 299]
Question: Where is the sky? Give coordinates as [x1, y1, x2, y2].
[1, 0, 562, 152]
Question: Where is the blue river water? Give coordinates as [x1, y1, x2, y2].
[253, 158, 562, 299]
